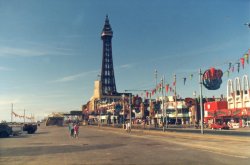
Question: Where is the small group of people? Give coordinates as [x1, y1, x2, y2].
[68, 122, 79, 138]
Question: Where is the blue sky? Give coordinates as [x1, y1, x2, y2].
[0, 0, 249, 122]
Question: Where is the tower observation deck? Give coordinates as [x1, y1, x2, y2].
[100, 16, 117, 96]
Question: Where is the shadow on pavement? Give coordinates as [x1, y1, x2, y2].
[0, 143, 126, 157]
[34, 131, 49, 135]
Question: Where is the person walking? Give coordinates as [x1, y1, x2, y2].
[127, 121, 131, 133]
[68, 122, 74, 137]
[73, 123, 79, 138]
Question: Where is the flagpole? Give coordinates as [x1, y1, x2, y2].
[174, 74, 177, 125]
[199, 69, 204, 134]
[24, 109, 26, 123]
[11, 103, 13, 123]
[162, 76, 165, 132]
[149, 92, 152, 130]
[164, 76, 168, 129]
[154, 69, 158, 127]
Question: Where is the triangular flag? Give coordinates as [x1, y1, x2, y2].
[173, 81, 176, 86]
[244, 54, 249, 64]
[231, 66, 234, 72]
[183, 77, 187, 85]
[237, 62, 240, 73]
[165, 84, 169, 93]
[158, 83, 162, 92]
[229, 62, 232, 70]
[240, 58, 245, 69]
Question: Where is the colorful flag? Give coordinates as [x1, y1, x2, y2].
[173, 81, 176, 86]
[237, 62, 240, 73]
[240, 58, 245, 69]
[165, 84, 169, 93]
[229, 62, 232, 70]
[231, 66, 234, 72]
[244, 53, 249, 64]
[183, 77, 187, 85]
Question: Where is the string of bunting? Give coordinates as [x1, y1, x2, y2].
[144, 49, 249, 97]
[12, 111, 34, 120]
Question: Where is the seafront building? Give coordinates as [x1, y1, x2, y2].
[82, 16, 250, 128]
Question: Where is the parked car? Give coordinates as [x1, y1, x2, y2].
[0, 123, 12, 138]
[23, 123, 37, 134]
[210, 123, 229, 130]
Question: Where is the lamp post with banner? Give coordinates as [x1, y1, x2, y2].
[199, 69, 204, 134]
[122, 94, 125, 129]
[161, 76, 166, 132]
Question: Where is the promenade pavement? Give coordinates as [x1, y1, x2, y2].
[0, 123, 249, 165]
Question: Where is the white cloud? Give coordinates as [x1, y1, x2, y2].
[0, 46, 73, 57]
[0, 66, 12, 71]
[0, 47, 45, 57]
[0, 98, 20, 106]
[50, 70, 99, 83]
[119, 64, 133, 69]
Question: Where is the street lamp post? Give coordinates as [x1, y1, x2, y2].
[129, 93, 132, 132]
[122, 94, 125, 129]
[11, 103, 13, 123]
[161, 77, 165, 132]
[24, 109, 26, 124]
[155, 69, 158, 127]
[174, 74, 178, 125]
[112, 101, 115, 127]
[193, 91, 197, 127]
[199, 69, 204, 134]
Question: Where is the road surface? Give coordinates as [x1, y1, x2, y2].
[0, 124, 249, 165]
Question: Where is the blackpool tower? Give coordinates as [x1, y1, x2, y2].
[100, 16, 117, 96]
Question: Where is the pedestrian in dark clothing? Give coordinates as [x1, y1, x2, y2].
[68, 122, 74, 137]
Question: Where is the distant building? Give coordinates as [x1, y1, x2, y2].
[45, 113, 64, 126]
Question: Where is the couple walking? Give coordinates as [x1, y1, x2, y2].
[68, 122, 79, 138]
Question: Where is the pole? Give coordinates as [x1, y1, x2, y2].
[129, 93, 132, 133]
[101, 101, 103, 127]
[11, 103, 13, 123]
[155, 69, 158, 87]
[24, 109, 26, 123]
[193, 91, 196, 126]
[149, 93, 151, 130]
[122, 94, 125, 129]
[155, 69, 158, 127]
[174, 74, 177, 125]
[199, 69, 204, 134]
[161, 77, 165, 132]
[113, 100, 115, 127]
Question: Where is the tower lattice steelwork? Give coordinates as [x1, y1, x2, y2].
[100, 16, 117, 96]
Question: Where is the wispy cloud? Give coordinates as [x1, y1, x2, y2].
[0, 66, 12, 71]
[0, 46, 73, 57]
[0, 98, 20, 106]
[118, 64, 133, 69]
[50, 70, 99, 83]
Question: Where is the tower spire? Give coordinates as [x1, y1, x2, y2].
[101, 15, 113, 38]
